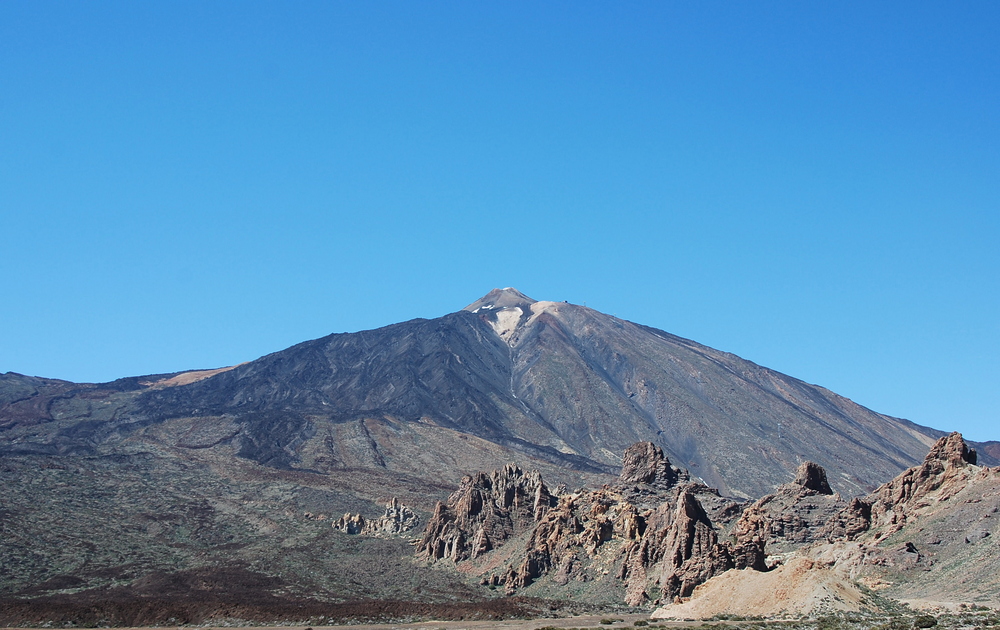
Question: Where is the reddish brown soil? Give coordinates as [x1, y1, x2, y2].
[0, 566, 574, 628]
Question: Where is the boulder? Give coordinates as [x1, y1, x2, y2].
[619, 442, 688, 488]
[794, 462, 833, 495]
[332, 498, 420, 537]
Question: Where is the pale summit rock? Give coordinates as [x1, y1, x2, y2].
[463, 287, 537, 312]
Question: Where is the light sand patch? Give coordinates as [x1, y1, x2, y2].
[529, 300, 559, 316]
[525, 300, 561, 326]
[143, 364, 243, 388]
[490, 307, 523, 342]
[651, 556, 868, 620]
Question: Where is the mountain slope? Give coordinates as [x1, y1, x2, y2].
[469, 290, 949, 496]
[1, 288, 986, 499]
[122, 287, 953, 496]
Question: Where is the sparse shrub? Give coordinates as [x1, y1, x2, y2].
[816, 615, 841, 630]
[635, 621, 648, 627]
[879, 619, 910, 630]
[914, 616, 938, 629]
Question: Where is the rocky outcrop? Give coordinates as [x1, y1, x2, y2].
[794, 461, 833, 495]
[420, 437, 995, 609]
[333, 498, 420, 537]
[788, 432, 986, 546]
[365, 498, 421, 536]
[821, 497, 872, 541]
[727, 506, 770, 571]
[619, 489, 738, 605]
[333, 512, 366, 534]
[930, 431, 978, 466]
[417, 464, 555, 561]
[587, 433, 1000, 617]
[620, 442, 688, 488]
[863, 432, 980, 538]
[727, 461, 849, 555]
[440, 438, 982, 610]
[421, 442, 765, 606]
[487, 487, 648, 590]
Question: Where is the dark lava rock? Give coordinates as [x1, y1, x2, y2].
[619, 442, 687, 489]
[794, 461, 834, 495]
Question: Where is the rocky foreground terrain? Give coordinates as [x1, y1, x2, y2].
[2, 427, 997, 626]
[345, 433, 997, 618]
[2, 290, 998, 626]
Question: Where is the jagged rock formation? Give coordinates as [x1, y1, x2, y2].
[422, 436, 999, 610]
[489, 487, 647, 590]
[864, 432, 980, 537]
[840, 432, 1000, 606]
[794, 461, 833, 495]
[369, 497, 421, 536]
[419, 442, 767, 605]
[333, 498, 420, 537]
[333, 512, 367, 534]
[767, 432, 990, 549]
[619, 442, 687, 488]
[417, 464, 555, 561]
[820, 497, 872, 542]
[729, 461, 850, 556]
[619, 488, 742, 605]
[652, 432, 1000, 618]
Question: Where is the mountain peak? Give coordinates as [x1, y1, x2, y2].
[463, 287, 537, 313]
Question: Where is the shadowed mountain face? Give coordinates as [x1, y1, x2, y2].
[2, 288, 980, 500]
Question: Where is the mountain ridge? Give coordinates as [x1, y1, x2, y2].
[1, 288, 992, 499]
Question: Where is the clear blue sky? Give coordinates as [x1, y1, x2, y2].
[2, 2, 997, 441]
